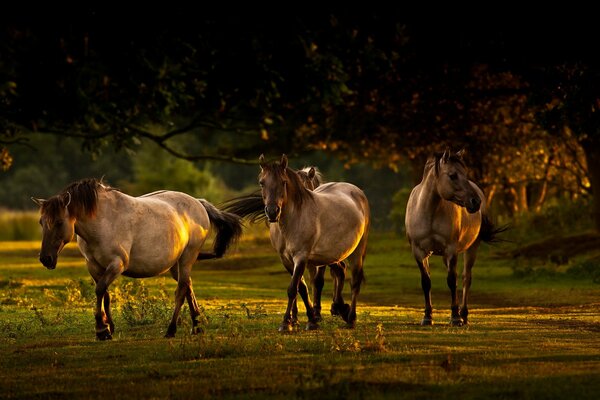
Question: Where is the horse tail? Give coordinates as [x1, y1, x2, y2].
[479, 214, 509, 244]
[198, 199, 243, 259]
[221, 191, 267, 223]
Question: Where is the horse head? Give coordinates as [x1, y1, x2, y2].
[436, 149, 481, 213]
[31, 193, 76, 269]
[259, 154, 289, 222]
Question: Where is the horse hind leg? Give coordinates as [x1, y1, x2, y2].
[169, 267, 202, 335]
[329, 262, 350, 319]
[308, 266, 326, 322]
[166, 249, 201, 338]
[345, 233, 368, 329]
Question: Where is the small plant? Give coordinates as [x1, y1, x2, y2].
[330, 329, 361, 353]
[62, 279, 96, 305]
[240, 302, 267, 319]
[363, 322, 387, 352]
[119, 280, 171, 326]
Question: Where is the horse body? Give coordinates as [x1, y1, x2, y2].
[33, 179, 241, 340]
[270, 181, 368, 268]
[75, 189, 209, 279]
[407, 180, 484, 257]
[406, 149, 501, 326]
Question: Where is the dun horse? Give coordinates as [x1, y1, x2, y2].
[405, 149, 504, 326]
[227, 155, 370, 331]
[295, 166, 348, 321]
[32, 179, 242, 340]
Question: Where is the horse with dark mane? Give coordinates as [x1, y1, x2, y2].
[32, 178, 242, 339]
[226, 155, 370, 331]
[223, 164, 352, 325]
[405, 149, 505, 326]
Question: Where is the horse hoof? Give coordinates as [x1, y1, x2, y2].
[305, 321, 320, 331]
[421, 318, 433, 326]
[278, 323, 293, 333]
[314, 314, 322, 323]
[341, 304, 352, 323]
[450, 318, 464, 327]
[164, 332, 175, 338]
[96, 330, 113, 341]
[343, 322, 355, 329]
[191, 326, 204, 335]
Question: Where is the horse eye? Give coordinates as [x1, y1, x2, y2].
[449, 173, 458, 181]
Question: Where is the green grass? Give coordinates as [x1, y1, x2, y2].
[0, 230, 599, 399]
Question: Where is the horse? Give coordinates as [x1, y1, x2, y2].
[226, 154, 370, 331]
[32, 178, 242, 340]
[223, 165, 352, 325]
[405, 149, 504, 326]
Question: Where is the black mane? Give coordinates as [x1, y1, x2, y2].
[41, 178, 108, 221]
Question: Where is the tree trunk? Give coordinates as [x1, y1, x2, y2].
[581, 138, 600, 232]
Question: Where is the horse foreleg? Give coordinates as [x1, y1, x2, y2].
[103, 292, 115, 335]
[414, 250, 433, 325]
[280, 258, 308, 333]
[94, 259, 125, 340]
[298, 274, 318, 330]
[461, 244, 479, 325]
[444, 253, 462, 326]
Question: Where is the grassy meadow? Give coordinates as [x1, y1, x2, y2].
[0, 227, 599, 399]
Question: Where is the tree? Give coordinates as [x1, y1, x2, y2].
[534, 64, 600, 231]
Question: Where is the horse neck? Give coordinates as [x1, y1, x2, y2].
[418, 169, 443, 213]
[73, 190, 112, 242]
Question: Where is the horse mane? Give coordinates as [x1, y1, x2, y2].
[424, 153, 467, 178]
[41, 178, 110, 222]
[284, 167, 313, 206]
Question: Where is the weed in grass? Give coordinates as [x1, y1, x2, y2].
[330, 329, 361, 353]
[240, 302, 267, 319]
[362, 322, 387, 353]
[119, 280, 172, 326]
[63, 278, 96, 305]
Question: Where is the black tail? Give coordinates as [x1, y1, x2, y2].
[221, 191, 267, 223]
[479, 214, 509, 244]
[198, 199, 243, 259]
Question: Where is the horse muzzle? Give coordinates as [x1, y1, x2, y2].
[39, 254, 57, 270]
[265, 205, 281, 223]
[466, 197, 481, 214]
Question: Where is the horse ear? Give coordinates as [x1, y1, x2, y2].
[308, 167, 316, 179]
[280, 154, 288, 170]
[259, 154, 266, 168]
[31, 197, 46, 207]
[456, 148, 466, 159]
[442, 148, 451, 162]
[63, 192, 72, 208]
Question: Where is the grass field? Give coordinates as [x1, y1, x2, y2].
[0, 230, 599, 399]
